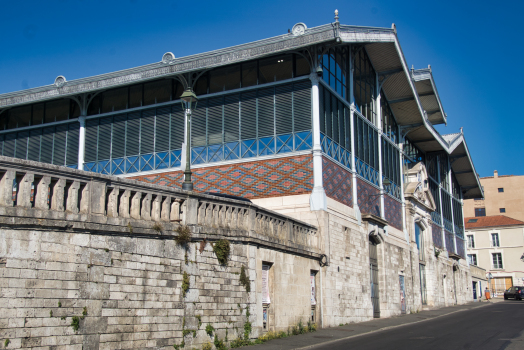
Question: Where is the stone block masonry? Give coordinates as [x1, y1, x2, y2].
[0, 156, 320, 349]
[0, 228, 252, 350]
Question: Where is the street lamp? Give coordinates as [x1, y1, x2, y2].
[180, 88, 198, 191]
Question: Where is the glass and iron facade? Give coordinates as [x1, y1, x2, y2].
[0, 29, 471, 258]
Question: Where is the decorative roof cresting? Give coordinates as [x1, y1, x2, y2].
[162, 52, 175, 64]
[54, 76, 66, 88]
[291, 23, 307, 36]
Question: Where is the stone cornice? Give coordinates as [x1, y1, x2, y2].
[0, 24, 394, 109]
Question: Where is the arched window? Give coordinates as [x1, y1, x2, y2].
[415, 222, 425, 260]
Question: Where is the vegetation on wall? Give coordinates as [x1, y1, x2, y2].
[182, 272, 190, 298]
[239, 265, 250, 293]
[175, 225, 192, 245]
[213, 239, 230, 265]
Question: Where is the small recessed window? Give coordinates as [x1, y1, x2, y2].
[498, 188, 504, 193]
[468, 219, 478, 223]
[500, 208, 506, 213]
[475, 208, 486, 217]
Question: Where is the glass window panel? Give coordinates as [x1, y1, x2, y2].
[0, 111, 8, 130]
[129, 84, 142, 108]
[242, 61, 257, 87]
[259, 54, 292, 84]
[87, 95, 101, 116]
[45, 99, 70, 122]
[295, 55, 310, 77]
[70, 101, 80, 118]
[9, 105, 32, 128]
[143, 80, 171, 105]
[101, 87, 128, 114]
[209, 64, 241, 93]
[173, 80, 184, 99]
[194, 73, 208, 96]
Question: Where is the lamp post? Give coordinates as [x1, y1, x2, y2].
[180, 88, 198, 191]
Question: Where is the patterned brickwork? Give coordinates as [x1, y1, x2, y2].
[384, 195, 402, 230]
[432, 223, 444, 249]
[445, 230, 455, 253]
[322, 157, 352, 208]
[357, 177, 380, 216]
[131, 155, 313, 199]
[456, 237, 466, 258]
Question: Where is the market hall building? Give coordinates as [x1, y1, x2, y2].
[0, 14, 483, 329]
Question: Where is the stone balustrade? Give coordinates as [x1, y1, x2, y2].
[0, 156, 319, 257]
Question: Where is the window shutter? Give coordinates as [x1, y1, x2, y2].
[126, 112, 140, 157]
[191, 100, 207, 147]
[240, 91, 257, 139]
[207, 97, 223, 145]
[28, 128, 42, 161]
[15, 131, 29, 160]
[140, 109, 155, 154]
[4, 133, 16, 158]
[66, 123, 79, 166]
[331, 94, 339, 143]
[53, 124, 67, 165]
[85, 119, 98, 162]
[41, 127, 55, 163]
[257, 87, 274, 138]
[170, 109, 184, 150]
[224, 94, 240, 142]
[293, 81, 311, 132]
[155, 107, 170, 152]
[98, 117, 112, 160]
[275, 84, 293, 135]
[112, 114, 126, 158]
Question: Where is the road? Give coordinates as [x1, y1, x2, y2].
[311, 301, 524, 350]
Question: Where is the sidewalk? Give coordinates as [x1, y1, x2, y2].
[247, 301, 496, 350]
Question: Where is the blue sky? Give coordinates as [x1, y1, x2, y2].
[1, 0, 522, 177]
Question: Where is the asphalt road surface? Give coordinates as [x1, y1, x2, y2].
[311, 301, 524, 350]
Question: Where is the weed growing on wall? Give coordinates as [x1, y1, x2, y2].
[196, 315, 202, 328]
[202, 342, 212, 350]
[152, 222, 163, 233]
[206, 324, 214, 337]
[71, 316, 80, 332]
[4, 339, 10, 347]
[182, 272, 190, 298]
[239, 265, 250, 292]
[213, 239, 230, 265]
[127, 222, 133, 234]
[174, 225, 192, 245]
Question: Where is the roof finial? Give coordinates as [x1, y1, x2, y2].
[411, 65, 414, 73]
[460, 127, 463, 134]
[334, 9, 339, 22]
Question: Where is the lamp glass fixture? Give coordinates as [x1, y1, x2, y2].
[180, 88, 198, 113]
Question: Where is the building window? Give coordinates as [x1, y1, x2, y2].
[500, 208, 506, 213]
[467, 235, 475, 248]
[467, 254, 477, 265]
[475, 208, 486, 217]
[498, 188, 504, 193]
[491, 233, 500, 247]
[415, 223, 424, 260]
[492, 253, 503, 269]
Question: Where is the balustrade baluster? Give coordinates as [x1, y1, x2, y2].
[151, 195, 162, 221]
[66, 181, 81, 214]
[130, 192, 142, 219]
[118, 190, 131, 218]
[141, 193, 152, 221]
[17, 173, 34, 208]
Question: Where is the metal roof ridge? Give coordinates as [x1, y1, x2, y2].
[0, 22, 395, 102]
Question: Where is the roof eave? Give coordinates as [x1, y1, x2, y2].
[0, 23, 395, 109]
